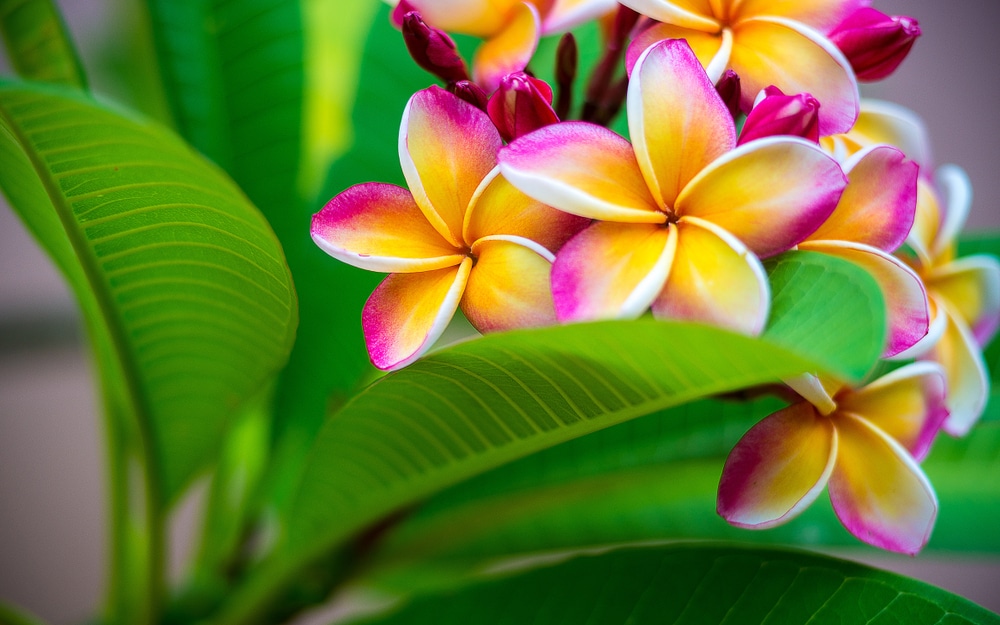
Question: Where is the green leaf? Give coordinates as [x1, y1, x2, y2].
[0, 0, 87, 88]
[0, 80, 297, 502]
[362, 412, 1000, 595]
[284, 252, 881, 551]
[352, 543, 999, 625]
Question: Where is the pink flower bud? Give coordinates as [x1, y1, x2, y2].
[715, 69, 742, 119]
[450, 80, 489, 111]
[738, 86, 820, 146]
[391, 0, 417, 28]
[829, 8, 921, 81]
[401, 11, 469, 84]
[487, 73, 560, 143]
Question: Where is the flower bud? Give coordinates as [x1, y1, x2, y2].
[450, 80, 489, 111]
[738, 86, 820, 146]
[487, 73, 560, 143]
[715, 69, 742, 119]
[391, 0, 417, 28]
[401, 11, 469, 83]
[829, 8, 921, 81]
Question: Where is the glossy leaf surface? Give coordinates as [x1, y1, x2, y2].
[285, 252, 885, 564]
[0, 81, 297, 502]
[351, 543, 1000, 625]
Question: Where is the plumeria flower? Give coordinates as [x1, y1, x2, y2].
[901, 166, 1000, 435]
[621, 0, 862, 135]
[499, 40, 846, 333]
[798, 144, 930, 358]
[821, 99, 932, 172]
[718, 363, 949, 555]
[311, 86, 585, 370]
[402, 0, 618, 92]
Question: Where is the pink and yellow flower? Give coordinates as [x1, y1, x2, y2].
[311, 86, 585, 370]
[718, 364, 949, 554]
[904, 167, 1000, 435]
[622, 0, 862, 135]
[404, 0, 617, 92]
[498, 39, 846, 332]
[798, 144, 930, 357]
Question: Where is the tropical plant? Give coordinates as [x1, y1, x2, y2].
[1, 1, 998, 624]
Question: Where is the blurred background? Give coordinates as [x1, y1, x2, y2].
[1, 0, 998, 623]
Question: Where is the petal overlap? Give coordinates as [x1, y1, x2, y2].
[551, 222, 676, 321]
[828, 412, 937, 555]
[629, 39, 736, 209]
[400, 87, 503, 246]
[363, 260, 473, 371]
[652, 218, 769, 335]
[462, 236, 558, 332]
[678, 137, 846, 257]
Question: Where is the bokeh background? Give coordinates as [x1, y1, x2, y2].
[1, 1, 999, 623]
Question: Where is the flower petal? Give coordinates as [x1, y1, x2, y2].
[729, 17, 859, 136]
[473, 2, 541, 92]
[837, 362, 948, 462]
[400, 86, 503, 247]
[652, 217, 769, 335]
[800, 241, 929, 358]
[464, 168, 589, 253]
[617, 0, 719, 31]
[926, 302, 990, 436]
[807, 145, 917, 252]
[718, 401, 837, 529]
[363, 260, 472, 371]
[551, 222, 676, 321]
[499, 121, 663, 222]
[932, 164, 972, 263]
[408, 0, 516, 37]
[846, 99, 933, 171]
[828, 412, 937, 555]
[543, 0, 619, 33]
[678, 136, 845, 257]
[462, 235, 557, 332]
[625, 22, 726, 78]
[311, 183, 464, 272]
[629, 39, 736, 209]
[732, 0, 868, 31]
[929, 255, 1000, 346]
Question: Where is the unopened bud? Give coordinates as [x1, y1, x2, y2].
[450, 80, 489, 111]
[402, 11, 469, 83]
[487, 73, 559, 143]
[715, 69, 742, 119]
[829, 8, 920, 81]
[391, 0, 417, 28]
[738, 86, 820, 146]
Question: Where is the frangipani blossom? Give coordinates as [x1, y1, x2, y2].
[405, 0, 617, 91]
[798, 144, 930, 358]
[622, 0, 862, 135]
[311, 87, 585, 370]
[499, 40, 846, 332]
[821, 99, 932, 172]
[719, 364, 948, 555]
[903, 166, 1000, 435]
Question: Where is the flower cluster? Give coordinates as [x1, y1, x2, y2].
[311, 0, 999, 554]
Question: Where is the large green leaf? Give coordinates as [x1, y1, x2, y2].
[348, 543, 999, 625]
[0, 0, 86, 88]
[0, 80, 297, 502]
[285, 251, 883, 552]
[361, 414, 1000, 595]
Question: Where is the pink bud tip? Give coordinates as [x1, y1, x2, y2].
[487, 72, 560, 143]
[450, 80, 489, 111]
[738, 86, 820, 146]
[402, 11, 469, 83]
[829, 8, 921, 81]
[715, 69, 742, 119]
